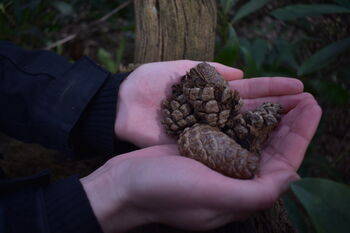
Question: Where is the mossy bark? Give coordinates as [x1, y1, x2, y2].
[132, 1, 295, 233]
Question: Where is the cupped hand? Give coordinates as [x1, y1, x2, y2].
[228, 78, 322, 175]
[115, 60, 243, 147]
[82, 93, 321, 233]
[114, 60, 306, 148]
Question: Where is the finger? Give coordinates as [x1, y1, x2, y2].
[229, 77, 304, 99]
[262, 96, 322, 171]
[246, 170, 299, 210]
[177, 60, 244, 80]
[241, 93, 311, 113]
[246, 170, 298, 210]
[204, 170, 297, 212]
[207, 62, 244, 81]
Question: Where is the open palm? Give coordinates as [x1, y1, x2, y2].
[115, 60, 309, 148]
[115, 60, 245, 147]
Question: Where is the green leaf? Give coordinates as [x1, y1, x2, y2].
[25, 0, 41, 10]
[282, 194, 309, 233]
[252, 38, 267, 69]
[55, 44, 63, 55]
[241, 47, 257, 77]
[115, 39, 126, 72]
[0, 2, 14, 25]
[291, 178, 350, 233]
[309, 80, 349, 105]
[333, 0, 350, 8]
[298, 37, 350, 76]
[0, 4, 5, 15]
[339, 67, 350, 81]
[97, 48, 116, 73]
[220, 0, 236, 15]
[275, 39, 299, 70]
[271, 4, 350, 21]
[240, 39, 258, 77]
[232, 0, 270, 23]
[215, 25, 240, 66]
[52, 1, 74, 16]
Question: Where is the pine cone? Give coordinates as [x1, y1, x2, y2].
[178, 124, 259, 179]
[161, 62, 283, 179]
[161, 62, 241, 135]
[225, 103, 283, 154]
[161, 93, 197, 136]
[182, 63, 242, 128]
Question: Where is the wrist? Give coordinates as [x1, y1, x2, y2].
[114, 79, 130, 142]
[114, 77, 139, 146]
[80, 159, 150, 232]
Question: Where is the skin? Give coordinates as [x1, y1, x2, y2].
[114, 60, 245, 147]
[80, 60, 322, 233]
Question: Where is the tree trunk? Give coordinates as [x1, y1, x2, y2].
[132, 1, 295, 233]
[134, 0, 216, 63]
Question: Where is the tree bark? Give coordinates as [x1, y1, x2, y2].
[134, 0, 216, 63]
[132, 1, 295, 233]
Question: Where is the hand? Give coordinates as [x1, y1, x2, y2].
[228, 78, 321, 175]
[82, 93, 321, 233]
[115, 60, 244, 147]
[114, 60, 306, 148]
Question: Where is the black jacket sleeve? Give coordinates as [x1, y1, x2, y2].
[0, 40, 137, 156]
[0, 171, 103, 233]
[0, 41, 138, 232]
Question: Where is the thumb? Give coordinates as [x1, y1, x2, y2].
[240, 171, 300, 211]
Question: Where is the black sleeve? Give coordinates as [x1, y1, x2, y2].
[71, 72, 139, 157]
[0, 171, 103, 233]
[0, 41, 138, 232]
[0, 40, 137, 156]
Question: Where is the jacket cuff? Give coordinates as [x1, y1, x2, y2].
[72, 73, 138, 157]
[43, 176, 103, 233]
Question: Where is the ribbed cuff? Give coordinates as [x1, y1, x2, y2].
[43, 176, 103, 233]
[79, 73, 124, 155]
[72, 73, 139, 157]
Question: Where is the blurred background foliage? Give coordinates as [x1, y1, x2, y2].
[0, 0, 350, 232]
[215, 1, 350, 232]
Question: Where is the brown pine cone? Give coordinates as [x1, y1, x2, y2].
[161, 62, 283, 179]
[161, 62, 242, 135]
[182, 62, 242, 128]
[161, 93, 197, 136]
[178, 124, 259, 179]
[225, 103, 283, 154]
